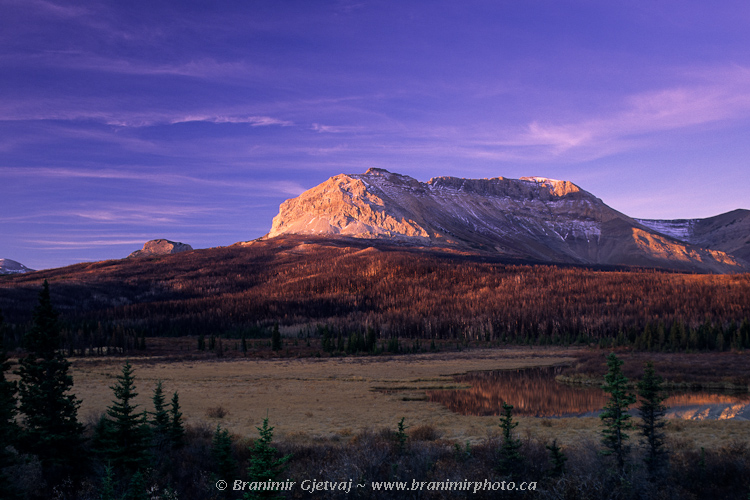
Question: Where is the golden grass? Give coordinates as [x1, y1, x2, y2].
[66, 347, 750, 449]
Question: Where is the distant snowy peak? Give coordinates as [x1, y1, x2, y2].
[267, 169, 746, 273]
[128, 239, 193, 258]
[0, 258, 34, 275]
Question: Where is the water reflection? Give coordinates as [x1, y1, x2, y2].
[426, 367, 750, 420]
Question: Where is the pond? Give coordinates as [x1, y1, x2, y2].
[426, 366, 750, 420]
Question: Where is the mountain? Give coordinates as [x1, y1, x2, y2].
[0, 258, 34, 275]
[636, 209, 750, 264]
[268, 168, 746, 273]
[128, 239, 193, 258]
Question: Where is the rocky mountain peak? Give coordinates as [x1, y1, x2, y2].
[267, 169, 746, 273]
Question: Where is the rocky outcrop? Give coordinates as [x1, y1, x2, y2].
[128, 239, 193, 258]
[268, 168, 747, 273]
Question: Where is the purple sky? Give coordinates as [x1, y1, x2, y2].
[2, 1, 750, 270]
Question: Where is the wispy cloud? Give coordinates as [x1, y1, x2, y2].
[499, 66, 750, 159]
[0, 102, 294, 130]
[311, 123, 357, 133]
[24, 238, 146, 249]
[170, 115, 293, 127]
[1, 49, 281, 83]
[0, 167, 306, 196]
[67, 206, 216, 225]
[5, 0, 90, 19]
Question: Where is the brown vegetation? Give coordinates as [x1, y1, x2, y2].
[1, 236, 749, 355]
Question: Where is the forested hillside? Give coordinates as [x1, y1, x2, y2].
[1, 236, 749, 353]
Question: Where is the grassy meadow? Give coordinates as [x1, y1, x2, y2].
[66, 346, 750, 450]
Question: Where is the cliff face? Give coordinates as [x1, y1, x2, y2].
[269, 168, 746, 273]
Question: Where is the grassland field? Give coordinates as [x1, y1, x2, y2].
[40, 344, 750, 451]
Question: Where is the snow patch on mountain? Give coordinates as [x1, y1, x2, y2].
[635, 219, 698, 241]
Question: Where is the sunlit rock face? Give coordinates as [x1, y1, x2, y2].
[0, 258, 34, 275]
[128, 239, 193, 258]
[268, 168, 746, 273]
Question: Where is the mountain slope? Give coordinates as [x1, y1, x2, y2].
[637, 209, 750, 264]
[268, 168, 745, 273]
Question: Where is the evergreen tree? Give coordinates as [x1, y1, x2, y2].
[366, 327, 377, 353]
[271, 324, 282, 352]
[212, 425, 237, 483]
[151, 380, 171, 448]
[0, 309, 18, 443]
[99, 464, 117, 500]
[245, 417, 292, 500]
[546, 439, 567, 477]
[0, 309, 21, 499]
[103, 361, 151, 472]
[15, 281, 84, 475]
[169, 391, 185, 448]
[336, 331, 344, 352]
[637, 361, 668, 478]
[123, 469, 148, 500]
[498, 402, 522, 474]
[394, 417, 408, 455]
[321, 327, 332, 353]
[600, 353, 636, 473]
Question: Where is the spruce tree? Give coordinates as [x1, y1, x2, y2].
[99, 464, 117, 500]
[394, 417, 408, 455]
[151, 380, 171, 449]
[600, 353, 636, 472]
[169, 391, 185, 448]
[123, 469, 148, 500]
[0, 309, 18, 445]
[0, 309, 21, 499]
[212, 424, 237, 483]
[271, 324, 282, 352]
[637, 361, 668, 478]
[15, 280, 84, 475]
[104, 361, 151, 472]
[498, 402, 522, 474]
[546, 439, 567, 477]
[245, 417, 292, 500]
